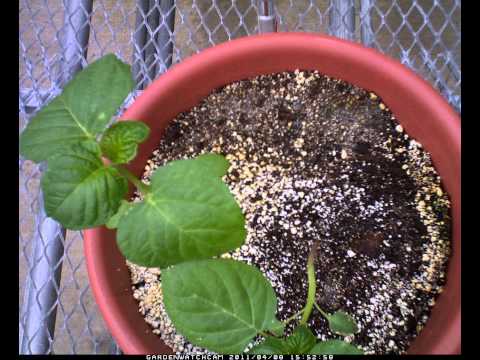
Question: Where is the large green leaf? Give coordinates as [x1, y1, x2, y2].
[162, 259, 280, 354]
[249, 337, 287, 355]
[106, 200, 134, 229]
[20, 54, 134, 162]
[284, 325, 317, 354]
[269, 319, 285, 337]
[195, 153, 230, 177]
[158, 153, 231, 178]
[100, 121, 150, 164]
[250, 325, 317, 355]
[309, 340, 364, 355]
[116, 154, 246, 268]
[327, 311, 359, 336]
[41, 141, 128, 229]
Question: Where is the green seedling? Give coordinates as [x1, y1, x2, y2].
[20, 54, 364, 355]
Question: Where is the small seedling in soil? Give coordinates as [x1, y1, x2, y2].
[20, 54, 364, 355]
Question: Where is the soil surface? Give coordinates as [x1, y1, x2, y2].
[127, 70, 451, 355]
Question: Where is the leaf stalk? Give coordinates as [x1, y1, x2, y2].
[114, 164, 151, 195]
[300, 241, 318, 325]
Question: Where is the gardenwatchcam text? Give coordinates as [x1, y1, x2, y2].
[146, 355, 334, 360]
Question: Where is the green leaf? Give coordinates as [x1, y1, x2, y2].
[100, 121, 150, 164]
[284, 325, 317, 354]
[162, 259, 279, 354]
[41, 141, 128, 229]
[116, 154, 245, 268]
[78, 139, 103, 156]
[249, 337, 287, 355]
[162, 153, 231, 178]
[193, 153, 230, 177]
[250, 325, 316, 355]
[309, 340, 364, 355]
[327, 311, 359, 336]
[20, 54, 134, 162]
[269, 319, 285, 337]
[106, 200, 134, 229]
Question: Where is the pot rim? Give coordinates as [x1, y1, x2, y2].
[84, 32, 460, 355]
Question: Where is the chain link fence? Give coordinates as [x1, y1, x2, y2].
[19, 0, 461, 354]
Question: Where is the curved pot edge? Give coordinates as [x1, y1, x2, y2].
[84, 33, 461, 355]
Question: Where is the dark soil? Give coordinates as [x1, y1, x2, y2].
[130, 70, 451, 354]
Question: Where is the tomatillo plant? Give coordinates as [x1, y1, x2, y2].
[20, 54, 364, 355]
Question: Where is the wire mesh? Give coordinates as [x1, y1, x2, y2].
[19, 0, 461, 354]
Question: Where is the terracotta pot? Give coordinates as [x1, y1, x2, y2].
[84, 33, 461, 355]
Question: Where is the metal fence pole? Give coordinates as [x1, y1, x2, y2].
[133, 0, 158, 89]
[20, 190, 66, 354]
[156, 0, 176, 74]
[59, 0, 94, 86]
[257, 0, 276, 33]
[329, 0, 355, 40]
[359, 0, 373, 46]
[19, 0, 93, 354]
[133, 0, 176, 89]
